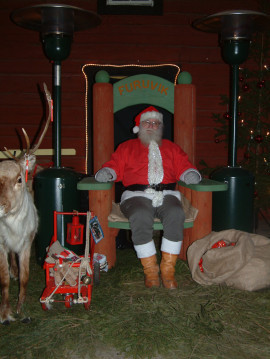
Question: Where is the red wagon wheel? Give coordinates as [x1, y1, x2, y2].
[80, 286, 92, 310]
[41, 302, 50, 311]
[64, 294, 73, 308]
[84, 299, 91, 310]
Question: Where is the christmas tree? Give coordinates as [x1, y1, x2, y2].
[210, 1, 270, 211]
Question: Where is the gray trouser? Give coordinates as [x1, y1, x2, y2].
[120, 195, 185, 246]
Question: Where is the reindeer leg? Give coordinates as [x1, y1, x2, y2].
[17, 246, 31, 323]
[0, 250, 15, 324]
[9, 252, 19, 279]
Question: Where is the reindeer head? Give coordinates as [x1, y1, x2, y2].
[0, 157, 36, 217]
[0, 83, 52, 218]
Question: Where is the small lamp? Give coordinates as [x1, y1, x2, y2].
[66, 215, 84, 245]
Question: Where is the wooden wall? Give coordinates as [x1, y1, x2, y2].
[0, 0, 259, 174]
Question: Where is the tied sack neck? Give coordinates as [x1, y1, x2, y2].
[146, 140, 164, 207]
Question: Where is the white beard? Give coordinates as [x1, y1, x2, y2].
[146, 140, 164, 207]
[138, 126, 165, 207]
[138, 126, 163, 145]
[148, 140, 164, 185]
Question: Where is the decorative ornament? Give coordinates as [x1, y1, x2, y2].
[25, 154, 29, 183]
[214, 138, 220, 143]
[242, 83, 249, 91]
[212, 240, 235, 248]
[223, 112, 231, 120]
[254, 134, 263, 143]
[257, 80, 265, 89]
[178, 71, 192, 84]
[239, 76, 244, 82]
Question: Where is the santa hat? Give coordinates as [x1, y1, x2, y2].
[133, 106, 163, 134]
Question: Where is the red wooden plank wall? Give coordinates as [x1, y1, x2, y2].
[0, 0, 259, 173]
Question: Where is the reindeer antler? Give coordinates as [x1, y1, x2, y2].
[4, 83, 52, 159]
[22, 128, 31, 155]
[29, 83, 52, 155]
[3, 147, 17, 160]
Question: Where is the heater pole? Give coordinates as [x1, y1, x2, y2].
[229, 64, 239, 167]
[53, 61, 62, 168]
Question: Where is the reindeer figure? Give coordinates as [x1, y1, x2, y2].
[0, 83, 52, 324]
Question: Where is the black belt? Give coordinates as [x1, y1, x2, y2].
[125, 183, 176, 192]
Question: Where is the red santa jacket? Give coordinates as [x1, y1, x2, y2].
[102, 138, 197, 187]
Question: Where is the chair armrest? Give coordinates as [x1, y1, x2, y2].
[77, 176, 113, 191]
[178, 178, 228, 192]
[78, 177, 227, 192]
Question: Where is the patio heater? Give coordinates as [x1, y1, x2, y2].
[193, 10, 270, 232]
[10, 4, 101, 264]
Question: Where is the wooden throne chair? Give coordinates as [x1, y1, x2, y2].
[77, 67, 227, 269]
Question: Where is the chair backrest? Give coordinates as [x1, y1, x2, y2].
[92, 73, 196, 173]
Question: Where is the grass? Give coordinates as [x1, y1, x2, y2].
[1, 245, 270, 359]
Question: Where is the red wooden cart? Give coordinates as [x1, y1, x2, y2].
[40, 211, 99, 310]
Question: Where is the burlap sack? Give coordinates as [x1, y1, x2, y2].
[187, 229, 270, 291]
[45, 240, 80, 286]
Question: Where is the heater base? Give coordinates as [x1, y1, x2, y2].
[34, 167, 82, 265]
[210, 166, 255, 233]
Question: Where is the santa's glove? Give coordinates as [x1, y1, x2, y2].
[180, 169, 201, 185]
[95, 167, 116, 182]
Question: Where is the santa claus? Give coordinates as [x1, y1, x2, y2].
[95, 106, 201, 289]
